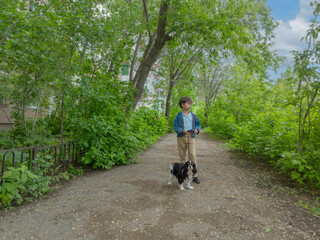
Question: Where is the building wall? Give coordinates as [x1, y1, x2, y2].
[0, 98, 13, 130]
[0, 101, 38, 131]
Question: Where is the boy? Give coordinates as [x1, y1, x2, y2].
[173, 96, 201, 184]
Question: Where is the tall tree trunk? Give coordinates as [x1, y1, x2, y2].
[165, 79, 174, 119]
[129, 33, 142, 83]
[131, 0, 171, 110]
[298, 104, 303, 152]
[298, 85, 319, 152]
[22, 82, 34, 135]
[204, 96, 210, 127]
[60, 94, 64, 144]
[32, 95, 40, 131]
[22, 89, 27, 135]
[31, 79, 42, 131]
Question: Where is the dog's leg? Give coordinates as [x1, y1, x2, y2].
[168, 164, 174, 185]
[185, 180, 193, 189]
[178, 178, 185, 190]
[179, 184, 185, 191]
[168, 173, 173, 185]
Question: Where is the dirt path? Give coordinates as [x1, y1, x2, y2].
[0, 133, 320, 240]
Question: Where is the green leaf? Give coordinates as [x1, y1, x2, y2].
[27, 171, 37, 179]
[5, 184, 17, 194]
[21, 173, 28, 183]
[291, 171, 301, 180]
[298, 165, 304, 172]
[291, 160, 300, 166]
[2, 171, 13, 179]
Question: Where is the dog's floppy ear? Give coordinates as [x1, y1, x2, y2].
[183, 162, 189, 170]
[192, 163, 197, 174]
[181, 162, 189, 174]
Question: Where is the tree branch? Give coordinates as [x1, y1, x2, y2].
[142, 0, 152, 38]
[0, 4, 52, 46]
[130, 33, 143, 83]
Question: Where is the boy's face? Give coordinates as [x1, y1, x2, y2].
[182, 101, 192, 111]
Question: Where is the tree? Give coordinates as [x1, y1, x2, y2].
[155, 36, 203, 119]
[292, 0, 320, 152]
[0, 0, 137, 141]
[129, 0, 277, 110]
[198, 62, 230, 127]
[0, 1, 57, 135]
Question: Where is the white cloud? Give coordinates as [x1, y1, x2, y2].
[298, 0, 313, 19]
[273, 0, 313, 58]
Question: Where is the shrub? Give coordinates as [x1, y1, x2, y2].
[76, 107, 167, 169]
[0, 165, 37, 207]
[230, 105, 298, 160]
[207, 109, 237, 139]
[2, 119, 57, 149]
[277, 151, 320, 188]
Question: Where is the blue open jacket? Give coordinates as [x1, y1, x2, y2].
[173, 112, 201, 138]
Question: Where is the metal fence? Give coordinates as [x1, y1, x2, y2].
[0, 142, 82, 185]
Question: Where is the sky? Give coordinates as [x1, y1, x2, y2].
[266, 0, 314, 79]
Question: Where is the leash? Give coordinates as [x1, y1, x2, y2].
[187, 129, 194, 161]
[188, 134, 190, 161]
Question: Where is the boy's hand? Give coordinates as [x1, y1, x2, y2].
[182, 130, 191, 135]
[194, 129, 198, 134]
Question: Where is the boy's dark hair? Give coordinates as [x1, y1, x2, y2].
[179, 96, 193, 108]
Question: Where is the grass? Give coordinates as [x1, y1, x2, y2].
[299, 197, 320, 217]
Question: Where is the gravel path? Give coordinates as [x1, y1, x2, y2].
[0, 133, 319, 240]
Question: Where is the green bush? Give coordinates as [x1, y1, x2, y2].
[230, 105, 298, 159]
[207, 109, 237, 139]
[193, 102, 207, 128]
[1, 119, 58, 149]
[0, 165, 37, 207]
[203, 71, 320, 188]
[277, 151, 320, 188]
[130, 107, 168, 141]
[0, 130, 19, 150]
[228, 104, 320, 187]
[75, 107, 168, 169]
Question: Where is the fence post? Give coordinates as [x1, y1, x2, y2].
[33, 145, 39, 172]
[0, 142, 82, 186]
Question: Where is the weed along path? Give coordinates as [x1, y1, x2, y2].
[0, 133, 320, 240]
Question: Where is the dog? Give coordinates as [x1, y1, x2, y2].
[168, 160, 197, 190]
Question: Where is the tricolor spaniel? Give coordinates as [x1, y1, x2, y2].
[168, 160, 197, 190]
